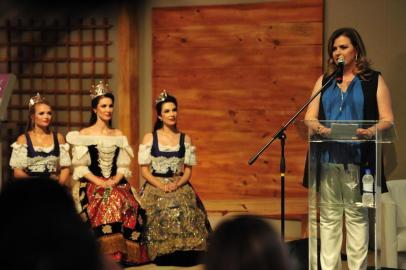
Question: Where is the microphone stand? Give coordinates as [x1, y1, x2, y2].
[248, 71, 337, 239]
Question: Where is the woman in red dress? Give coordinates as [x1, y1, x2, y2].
[67, 81, 148, 266]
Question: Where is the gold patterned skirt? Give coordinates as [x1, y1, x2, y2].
[139, 179, 210, 260]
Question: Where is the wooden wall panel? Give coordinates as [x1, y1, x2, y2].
[152, 0, 323, 200]
[118, 4, 139, 187]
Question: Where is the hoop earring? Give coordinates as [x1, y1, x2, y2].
[356, 54, 358, 61]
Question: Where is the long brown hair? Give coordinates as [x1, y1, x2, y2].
[326, 27, 372, 79]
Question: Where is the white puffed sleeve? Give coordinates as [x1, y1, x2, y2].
[71, 145, 91, 180]
[184, 144, 197, 166]
[59, 143, 71, 167]
[138, 143, 152, 165]
[116, 138, 134, 178]
[9, 143, 28, 169]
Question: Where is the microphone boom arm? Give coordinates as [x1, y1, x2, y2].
[248, 70, 337, 165]
[247, 68, 338, 240]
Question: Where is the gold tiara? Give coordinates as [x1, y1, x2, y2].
[28, 93, 46, 109]
[155, 89, 169, 104]
[90, 81, 111, 100]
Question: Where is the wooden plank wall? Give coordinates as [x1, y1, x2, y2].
[118, 4, 140, 187]
[152, 0, 323, 200]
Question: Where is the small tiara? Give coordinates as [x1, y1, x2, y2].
[155, 89, 169, 104]
[90, 81, 111, 100]
[28, 93, 46, 109]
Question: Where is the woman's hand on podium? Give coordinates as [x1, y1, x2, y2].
[356, 128, 375, 139]
[316, 125, 331, 137]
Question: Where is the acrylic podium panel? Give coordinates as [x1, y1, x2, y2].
[306, 120, 396, 270]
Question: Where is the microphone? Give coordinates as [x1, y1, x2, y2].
[336, 58, 345, 84]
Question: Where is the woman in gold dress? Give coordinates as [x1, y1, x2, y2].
[138, 90, 210, 266]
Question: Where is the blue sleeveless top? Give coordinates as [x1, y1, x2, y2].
[322, 76, 364, 121]
[321, 76, 363, 164]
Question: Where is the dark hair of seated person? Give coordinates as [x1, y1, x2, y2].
[0, 177, 109, 270]
[204, 215, 292, 270]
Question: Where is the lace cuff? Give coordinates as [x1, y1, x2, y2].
[117, 167, 132, 178]
[59, 143, 71, 167]
[72, 166, 91, 180]
[184, 144, 197, 166]
[138, 143, 152, 165]
[9, 143, 28, 169]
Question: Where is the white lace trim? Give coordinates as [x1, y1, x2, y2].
[9, 142, 71, 170]
[26, 155, 59, 173]
[138, 144, 152, 165]
[137, 143, 197, 167]
[184, 144, 197, 166]
[66, 131, 134, 156]
[59, 143, 71, 167]
[151, 156, 185, 174]
[97, 144, 116, 178]
[9, 143, 28, 168]
[68, 131, 134, 180]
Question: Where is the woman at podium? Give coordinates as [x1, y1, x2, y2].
[304, 27, 394, 270]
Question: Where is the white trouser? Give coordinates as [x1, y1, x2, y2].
[320, 163, 368, 270]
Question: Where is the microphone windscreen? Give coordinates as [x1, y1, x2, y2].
[336, 58, 345, 84]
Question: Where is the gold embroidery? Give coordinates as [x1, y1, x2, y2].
[141, 183, 208, 259]
[102, 225, 112, 234]
[131, 231, 140, 240]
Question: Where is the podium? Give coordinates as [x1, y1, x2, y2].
[306, 120, 397, 270]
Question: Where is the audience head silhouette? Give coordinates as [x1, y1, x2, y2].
[0, 178, 109, 270]
[205, 215, 292, 270]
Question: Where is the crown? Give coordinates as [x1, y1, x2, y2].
[155, 89, 169, 104]
[90, 81, 111, 100]
[28, 93, 46, 109]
